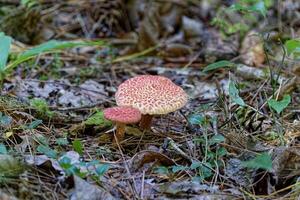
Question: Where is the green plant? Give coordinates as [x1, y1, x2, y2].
[46, 53, 64, 80]
[188, 113, 227, 182]
[0, 112, 12, 127]
[36, 136, 110, 180]
[241, 153, 272, 170]
[212, 0, 272, 36]
[37, 144, 58, 159]
[30, 98, 54, 118]
[21, 0, 38, 8]
[229, 80, 246, 107]
[72, 139, 84, 156]
[84, 110, 112, 127]
[285, 39, 300, 59]
[268, 95, 291, 114]
[162, 137, 227, 182]
[25, 119, 43, 130]
[203, 60, 235, 72]
[0, 33, 11, 81]
[191, 133, 227, 182]
[0, 32, 106, 84]
[0, 155, 25, 183]
[56, 137, 69, 146]
[0, 144, 7, 154]
[151, 111, 227, 182]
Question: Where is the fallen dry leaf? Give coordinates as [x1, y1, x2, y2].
[130, 150, 175, 172]
[69, 176, 115, 200]
[0, 190, 18, 200]
[272, 146, 300, 180]
[240, 31, 265, 67]
[155, 181, 238, 199]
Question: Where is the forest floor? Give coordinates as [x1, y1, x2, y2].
[0, 0, 300, 199]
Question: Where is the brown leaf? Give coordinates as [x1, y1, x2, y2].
[292, 63, 300, 76]
[155, 181, 238, 199]
[70, 176, 115, 200]
[25, 155, 63, 173]
[272, 146, 300, 180]
[240, 31, 265, 67]
[225, 158, 251, 187]
[160, 43, 193, 58]
[182, 16, 204, 39]
[0, 190, 18, 200]
[130, 150, 175, 172]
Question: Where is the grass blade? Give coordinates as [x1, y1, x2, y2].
[0, 33, 12, 71]
[5, 40, 106, 72]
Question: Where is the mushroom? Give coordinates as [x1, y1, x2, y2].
[115, 75, 188, 129]
[103, 106, 141, 142]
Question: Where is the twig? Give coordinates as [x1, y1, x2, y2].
[112, 44, 161, 63]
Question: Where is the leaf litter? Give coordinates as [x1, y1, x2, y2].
[0, 0, 300, 199]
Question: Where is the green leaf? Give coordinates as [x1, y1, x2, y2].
[18, 40, 104, 60]
[21, 0, 38, 8]
[56, 138, 69, 146]
[59, 156, 72, 168]
[216, 147, 227, 157]
[229, 3, 248, 12]
[59, 156, 84, 177]
[34, 134, 49, 146]
[37, 145, 57, 159]
[85, 160, 99, 167]
[191, 161, 213, 179]
[84, 110, 112, 126]
[154, 166, 169, 175]
[251, 1, 267, 17]
[199, 162, 213, 178]
[26, 120, 43, 129]
[0, 155, 24, 182]
[190, 161, 202, 170]
[285, 39, 300, 58]
[241, 153, 272, 170]
[208, 134, 225, 146]
[268, 95, 291, 114]
[188, 114, 206, 125]
[193, 137, 205, 145]
[229, 1, 267, 17]
[95, 164, 110, 176]
[171, 165, 188, 173]
[264, 0, 273, 7]
[0, 144, 7, 154]
[5, 40, 106, 73]
[30, 98, 54, 118]
[72, 139, 83, 155]
[203, 60, 235, 72]
[0, 112, 12, 126]
[229, 81, 245, 106]
[0, 33, 11, 71]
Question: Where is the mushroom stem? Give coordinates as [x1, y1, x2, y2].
[139, 114, 154, 129]
[114, 122, 126, 143]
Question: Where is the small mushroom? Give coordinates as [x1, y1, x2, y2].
[115, 75, 188, 129]
[103, 106, 141, 142]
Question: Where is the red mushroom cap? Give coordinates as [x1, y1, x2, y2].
[115, 75, 188, 115]
[103, 106, 141, 124]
